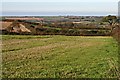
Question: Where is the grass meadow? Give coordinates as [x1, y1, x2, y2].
[1, 35, 119, 78]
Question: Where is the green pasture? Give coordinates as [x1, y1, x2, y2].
[1, 35, 118, 78]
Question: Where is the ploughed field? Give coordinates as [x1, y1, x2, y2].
[1, 35, 118, 78]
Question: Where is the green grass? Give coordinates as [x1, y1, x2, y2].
[2, 35, 118, 78]
[2, 35, 51, 40]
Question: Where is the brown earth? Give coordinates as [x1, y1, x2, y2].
[0, 21, 12, 30]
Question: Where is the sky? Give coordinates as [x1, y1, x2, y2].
[1, 0, 120, 16]
[2, 0, 120, 2]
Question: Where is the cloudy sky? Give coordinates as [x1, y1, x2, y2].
[1, 0, 120, 16]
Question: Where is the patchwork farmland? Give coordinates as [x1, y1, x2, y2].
[1, 15, 120, 78]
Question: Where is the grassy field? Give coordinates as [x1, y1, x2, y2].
[1, 35, 119, 78]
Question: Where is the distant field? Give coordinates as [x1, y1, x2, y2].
[0, 21, 12, 29]
[2, 35, 118, 78]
